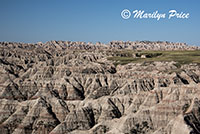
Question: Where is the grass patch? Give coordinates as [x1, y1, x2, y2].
[107, 50, 200, 66]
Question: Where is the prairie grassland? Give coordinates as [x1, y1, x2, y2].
[107, 50, 200, 66]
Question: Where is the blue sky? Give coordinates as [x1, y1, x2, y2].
[0, 0, 200, 46]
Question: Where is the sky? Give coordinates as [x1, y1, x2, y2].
[0, 0, 200, 46]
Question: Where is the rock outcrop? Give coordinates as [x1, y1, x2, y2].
[0, 41, 200, 134]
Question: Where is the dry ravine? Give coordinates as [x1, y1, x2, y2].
[0, 41, 200, 134]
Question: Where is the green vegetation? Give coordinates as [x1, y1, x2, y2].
[107, 50, 200, 66]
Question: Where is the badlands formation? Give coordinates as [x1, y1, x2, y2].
[0, 41, 200, 134]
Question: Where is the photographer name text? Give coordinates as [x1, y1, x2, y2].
[121, 9, 190, 20]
